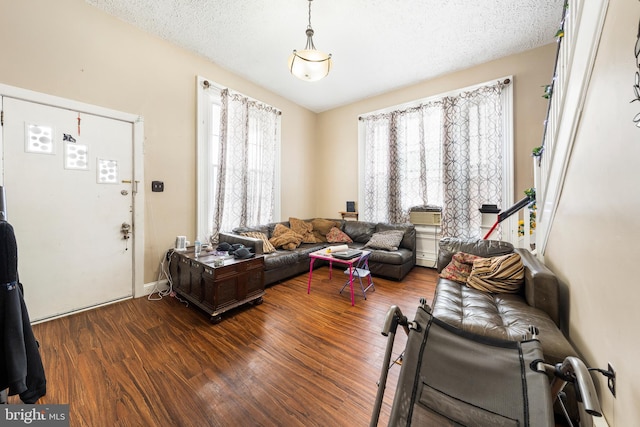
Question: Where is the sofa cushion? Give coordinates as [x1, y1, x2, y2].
[439, 252, 482, 283]
[293, 243, 328, 260]
[263, 251, 299, 271]
[368, 248, 413, 265]
[310, 218, 341, 242]
[343, 221, 376, 243]
[326, 227, 353, 243]
[467, 253, 524, 294]
[364, 230, 405, 251]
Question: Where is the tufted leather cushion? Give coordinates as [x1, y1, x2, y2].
[432, 279, 576, 365]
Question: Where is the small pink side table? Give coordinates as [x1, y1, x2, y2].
[307, 249, 370, 306]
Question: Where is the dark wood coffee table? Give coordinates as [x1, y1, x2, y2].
[169, 248, 265, 323]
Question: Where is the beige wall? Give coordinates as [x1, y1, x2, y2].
[315, 44, 556, 218]
[0, 0, 316, 283]
[544, 0, 640, 424]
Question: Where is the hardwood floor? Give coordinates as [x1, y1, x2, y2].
[11, 265, 438, 426]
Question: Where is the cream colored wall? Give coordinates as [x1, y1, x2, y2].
[544, 0, 640, 425]
[316, 44, 556, 218]
[0, 0, 316, 284]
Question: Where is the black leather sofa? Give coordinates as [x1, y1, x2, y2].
[431, 237, 580, 419]
[218, 219, 416, 286]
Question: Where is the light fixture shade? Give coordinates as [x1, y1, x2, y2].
[288, 49, 332, 82]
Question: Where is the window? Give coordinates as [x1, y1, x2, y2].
[359, 79, 513, 239]
[197, 77, 281, 242]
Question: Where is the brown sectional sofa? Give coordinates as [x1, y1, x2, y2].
[218, 219, 416, 286]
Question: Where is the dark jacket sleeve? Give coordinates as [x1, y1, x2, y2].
[0, 221, 46, 403]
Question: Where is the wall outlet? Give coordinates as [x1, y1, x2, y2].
[151, 181, 164, 192]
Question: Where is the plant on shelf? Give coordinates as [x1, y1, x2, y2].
[518, 188, 537, 237]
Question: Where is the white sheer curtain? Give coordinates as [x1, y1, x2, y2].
[211, 89, 279, 241]
[361, 81, 507, 238]
[362, 103, 443, 223]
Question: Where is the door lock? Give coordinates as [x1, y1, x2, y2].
[121, 222, 131, 240]
[121, 222, 131, 251]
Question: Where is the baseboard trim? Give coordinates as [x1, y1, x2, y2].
[144, 279, 169, 296]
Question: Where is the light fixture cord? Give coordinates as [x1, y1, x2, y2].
[305, 0, 316, 50]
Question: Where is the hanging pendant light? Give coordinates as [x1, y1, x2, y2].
[288, 0, 332, 82]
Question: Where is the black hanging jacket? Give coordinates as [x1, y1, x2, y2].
[0, 220, 46, 403]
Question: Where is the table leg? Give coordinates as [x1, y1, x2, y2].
[307, 258, 315, 294]
[348, 265, 355, 306]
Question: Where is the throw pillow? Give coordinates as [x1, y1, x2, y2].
[326, 227, 353, 243]
[269, 223, 303, 250]
[310, 218, 341, 242]
[467, 252, 525, 294]
[289, 217, 317, 243]
[241, 231, 276, 254]
[364, 230, 405, 251]
[439, 252, 483, 283]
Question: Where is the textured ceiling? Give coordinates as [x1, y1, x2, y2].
[85, 0, 565, 112]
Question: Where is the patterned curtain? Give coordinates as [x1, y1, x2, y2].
[211, 89, 278, 241]
[441, 83, 504, 238]
[362, 81, 505, 238]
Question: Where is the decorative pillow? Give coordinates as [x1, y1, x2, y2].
[467, 252, 525, 293]
[326, 227, 353, 243]
[310, 218, 341, 242]
[436, 237, 514, 273]
[241, 231, 276, 254]
[439, 252, 483, 283]
[289, 217, 317, 243]
[364, 230, 405, 251]
[269, 223, 303, 250]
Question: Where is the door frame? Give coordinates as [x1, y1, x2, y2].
[0, 83, 145, 299]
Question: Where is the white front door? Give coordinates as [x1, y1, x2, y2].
[2, 96, 134, 322]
